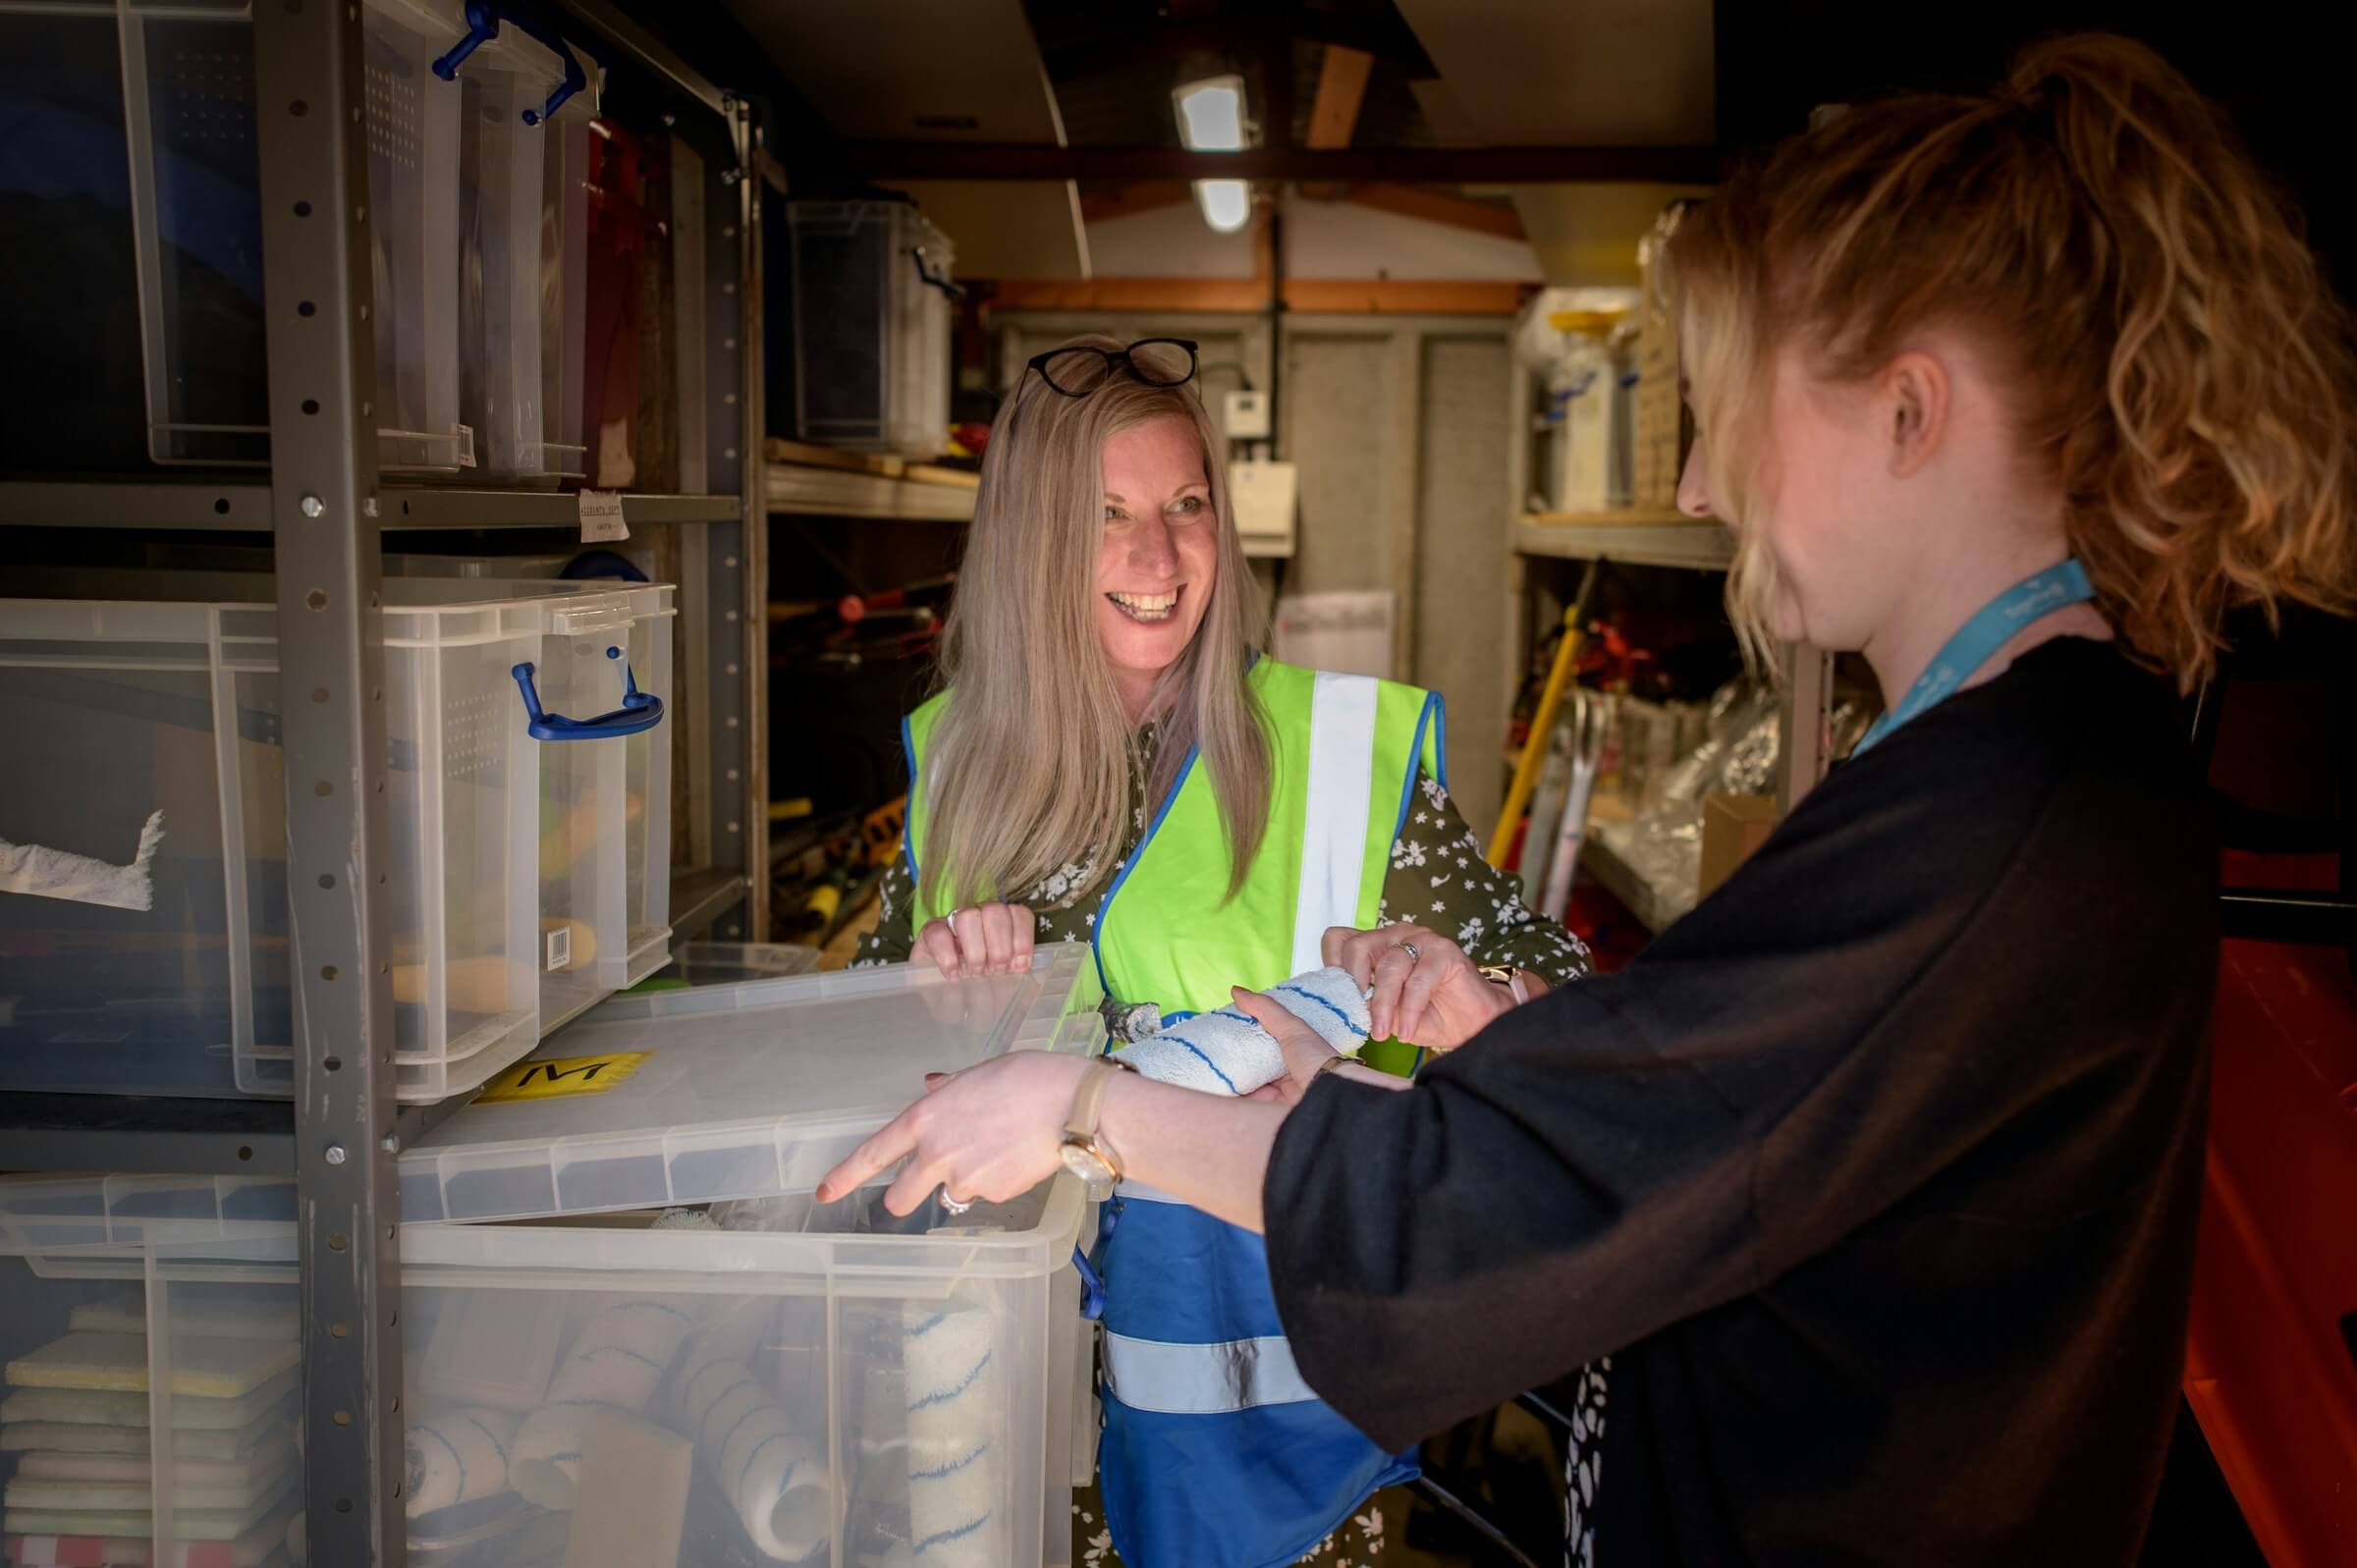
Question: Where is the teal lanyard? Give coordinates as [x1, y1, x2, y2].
[1850, 559, 2095, 757]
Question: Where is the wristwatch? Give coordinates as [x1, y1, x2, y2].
[1059, 1059, 1130, 1202]
[1477, 963, 1538, 1004]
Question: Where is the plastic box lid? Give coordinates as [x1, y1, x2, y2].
[0, 948, 1102, 1253]
[399, 946, 1101, 1223]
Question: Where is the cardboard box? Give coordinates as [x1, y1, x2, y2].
[1698, 792, 1779, 899]
[1632, 202, 1696, 509]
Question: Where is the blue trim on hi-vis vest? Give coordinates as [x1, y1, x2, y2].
[1431, 691, 1450, 794]
[900, 714, 920, 883]
[1102, 1197, 1287, 1339]
[1089, 741, 1202, 998]
[1853, 559, 2095, 757]
[1102, 1397, 1420, 1568]
[1394, 692, 1442, 842]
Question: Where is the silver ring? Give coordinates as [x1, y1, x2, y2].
[938, 1190, 974, 1217]
[945, 909, 958, 935]
[1398, 941, 1421, 962]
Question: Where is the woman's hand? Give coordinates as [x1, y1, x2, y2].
[817, 1050, 1086, 1215]
[1322, 923, 1515, 1053]
[913, 901, 1036, 978]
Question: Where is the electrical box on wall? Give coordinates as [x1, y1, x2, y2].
[1228, 459, 1296, 556]
[1223, 390, 1271, 440]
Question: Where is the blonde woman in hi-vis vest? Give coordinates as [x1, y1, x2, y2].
[852, 334, 1592, 1568]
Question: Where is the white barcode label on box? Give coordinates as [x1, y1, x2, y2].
[545, 924, 573, 973]
[577, 489, 629, 543]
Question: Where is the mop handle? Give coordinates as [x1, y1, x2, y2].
[1487, 558, 1603, 867]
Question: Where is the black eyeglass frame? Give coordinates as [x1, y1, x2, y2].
[1020, 338, 1201, 399]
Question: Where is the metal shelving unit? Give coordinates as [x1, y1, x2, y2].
[1513, 511, 1736, 571]
[0, 6, 767, 1559]
[673, 863, 758, 936]
[0, 481, 740, 530]
[1502, 351, 1833, 935]
[769, 462, 978, 521]
[767, 464, 1297, 556]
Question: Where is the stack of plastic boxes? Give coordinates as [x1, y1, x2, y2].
[0, 950, 1103, 1568]
[0, 577, 675, 1100]
[0, 1273, 302, 1561]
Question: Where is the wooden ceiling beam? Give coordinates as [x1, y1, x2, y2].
[1332, 182, 1528, 241]
[1305, 45, 1374, 145]
[1035, 14, 1433, 82]
[793, 142, 1720, 183]
[985, 277, 1526, 315]
[1077, 181, 1195, 223]
[1299, 43, 1375, 198]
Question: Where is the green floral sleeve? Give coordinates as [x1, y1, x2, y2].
[850, 853, 919, 968]
[1378, 771, 1592, 986]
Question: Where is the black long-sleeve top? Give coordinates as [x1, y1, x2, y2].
[1265, 638, 2218, 1567]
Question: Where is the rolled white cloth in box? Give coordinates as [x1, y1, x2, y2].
[671, 1343, 831, 1563]
[405, 1406, 521, 1517]
[1108, 964, 1371, 1095]
[902, 1299, 1000, 1568]
[513, 1297, 698, 1508]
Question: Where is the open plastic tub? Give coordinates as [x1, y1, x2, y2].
[0, 953, 1105, 1567]
[0, 579, 674, 1101]
[458, 24, 590, 484]
[666, 941, 824, 987]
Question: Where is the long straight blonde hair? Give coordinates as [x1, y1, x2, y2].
[918, 335, 1272, 911]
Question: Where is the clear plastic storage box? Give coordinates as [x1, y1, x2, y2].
[519, 583, 677, 1033]
[127, 0, 473, 469]
[787, 201, 955, 459]
[459, 42, 589, 483]
[665, 941, 824, 987]
[0, 952, 1103, 1568]
[0, 581, 674, 1101]
[0, 0, 598, 474]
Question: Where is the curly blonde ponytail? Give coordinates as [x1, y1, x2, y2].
[1670, 32, 2357, 686]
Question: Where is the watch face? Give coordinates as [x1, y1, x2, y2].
[1059, 1141, 1117, 1200]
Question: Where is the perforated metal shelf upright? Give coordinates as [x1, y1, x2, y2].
[1499, 339, 1837, 930]
[0, 2, 771, 1558]
[247, 7, 775, 1556]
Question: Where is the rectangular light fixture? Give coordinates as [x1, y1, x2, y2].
[1174, 74, 1247, 151]
[1174, 74, 1252, 234]
[1194, 179, 1253, 233]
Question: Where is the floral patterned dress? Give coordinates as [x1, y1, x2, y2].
[856, 718, 1593, 1567]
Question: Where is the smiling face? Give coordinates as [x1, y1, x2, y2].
[1094, 414, 1220, 718]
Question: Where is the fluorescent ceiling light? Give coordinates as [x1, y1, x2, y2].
[1176, 75, 1250, 233]
[1174, 75, 1246, 151]
[1194, 178, 1253, 234]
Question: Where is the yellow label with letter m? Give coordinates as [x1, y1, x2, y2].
[473, 1051, 651, 1104]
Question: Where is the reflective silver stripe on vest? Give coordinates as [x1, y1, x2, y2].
[1101, 1330, 1320, 1414]
[1291, 672, 1380, 974]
